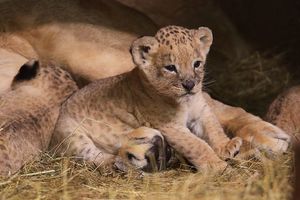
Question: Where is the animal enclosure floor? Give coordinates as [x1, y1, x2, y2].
[0, 153, 294, 200]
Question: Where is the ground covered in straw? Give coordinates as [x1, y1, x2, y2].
[0, 152, 294, 200]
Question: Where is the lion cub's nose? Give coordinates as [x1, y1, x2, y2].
[182, 80, 195, 91]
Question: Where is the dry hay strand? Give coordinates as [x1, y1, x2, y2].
[0, 151, 294, 200]
[208, 51, 291, 116]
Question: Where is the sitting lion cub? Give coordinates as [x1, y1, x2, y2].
[51, 25, 245, 172]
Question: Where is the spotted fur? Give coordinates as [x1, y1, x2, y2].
[0, 2, 291, 175]
[0, 60, 77, 176]
[51, 26, 243, 173]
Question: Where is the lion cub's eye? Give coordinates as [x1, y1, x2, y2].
[193, 60, 202, 69]
[164, 65, 177, 73]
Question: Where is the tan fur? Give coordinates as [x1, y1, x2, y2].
[51, 26, 244, 172]
[265, 86, 300, 143]
[0, 34, 38, 94]
[204, 93, 290, 154]
[0, 0, 156, 89]
[0, 60, 77, 176]
[0, 1, 291, 174]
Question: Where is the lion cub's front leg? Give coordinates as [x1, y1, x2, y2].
[189, 103, 242, 160]
[158, 124, 227, 172]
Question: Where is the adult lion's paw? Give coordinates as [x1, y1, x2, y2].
[236, 120, 290, 155]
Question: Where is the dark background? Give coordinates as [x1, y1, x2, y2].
[119, 0, 300, 116]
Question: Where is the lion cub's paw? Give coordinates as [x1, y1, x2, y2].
[217, 137, 243, 160]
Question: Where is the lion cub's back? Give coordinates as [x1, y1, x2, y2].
[51, 72, 130, 143]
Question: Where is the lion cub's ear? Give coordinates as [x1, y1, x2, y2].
[194, 27, 213, 55]
[13, 59, 39, 83]
[130, 36, 158, 67]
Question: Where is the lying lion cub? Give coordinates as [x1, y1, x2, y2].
[0, 60, 77, 176]
[51, 26, 287, 172]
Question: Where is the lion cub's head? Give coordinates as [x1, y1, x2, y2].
[11, 59, 77, 103]
[130, 25, 213, 99]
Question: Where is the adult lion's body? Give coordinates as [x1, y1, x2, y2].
[0, 0, 156, 91]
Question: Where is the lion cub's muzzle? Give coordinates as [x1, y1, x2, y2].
[118, 127, 172, 172]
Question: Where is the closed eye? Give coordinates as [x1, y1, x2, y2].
[127, 152, 140, 161]
[164, 65, 177, 73]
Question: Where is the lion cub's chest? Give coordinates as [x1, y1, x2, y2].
[186, 95, 207, 138]
[187, 117, 204, 138]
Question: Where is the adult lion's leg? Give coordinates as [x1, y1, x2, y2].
[203, 93, 290, 154]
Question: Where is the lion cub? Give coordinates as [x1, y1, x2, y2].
[0, 60, 77, 176]
[52, 26, 242, 172]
